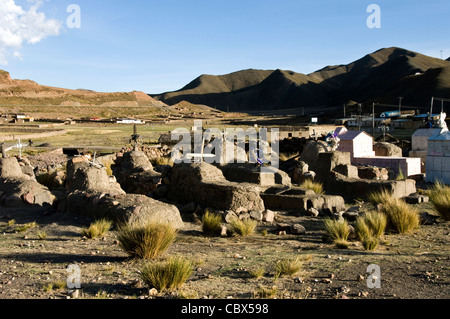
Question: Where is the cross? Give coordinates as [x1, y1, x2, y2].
[5, 139, 29, 159]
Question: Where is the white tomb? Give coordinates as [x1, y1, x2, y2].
[426, 131, 450, 184]
[410, 128, 448, 173]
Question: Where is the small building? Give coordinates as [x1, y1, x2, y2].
[335, 127, 375, 159]
[426, 131, 450, 184]
[116, 118, 144, 124]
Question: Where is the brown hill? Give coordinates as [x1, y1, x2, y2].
[152, 47, 450, 112]
[0, 70, 166, 108]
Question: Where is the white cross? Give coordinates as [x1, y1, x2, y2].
[5, 139, 28, 158]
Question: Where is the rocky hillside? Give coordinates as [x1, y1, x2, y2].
[0, 70, 166, 107]
[152, 47, 450, 112]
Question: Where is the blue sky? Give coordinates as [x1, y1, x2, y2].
[1, 0, 449, 94]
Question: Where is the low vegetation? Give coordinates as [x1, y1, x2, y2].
[367, 189, 394, 206]
[323, 218, 350, 246]
[355, 211, 387, 240]
[201, 211, 223, 236]
[274, 257, 303, 278]
[427, 181, 450, 221]
[117, 221, 177, 259]
[81, 219, 112, 239]
[229, 218, 258, 237]
[140, 256, 193, 291]
[299, 180, 324, 194]
[380, 199, 420, 234]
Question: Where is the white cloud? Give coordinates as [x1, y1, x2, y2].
[0, 0, 62, 65]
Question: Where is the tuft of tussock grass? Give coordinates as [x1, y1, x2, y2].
[229, 218, 258, 237]
[255, 285, 278, 299]
[37, 230, 48, 240]
[299, 180, 324, 194]
[201, 210, 223, 236]
[248, 267, 265, 279]
[150, 157, 174, 167]
[82, 219, 113, 239]
[334, 239, 350, 249]
[381, 199, 420, 234]
[117, 221, 177, 259]
[355, 212, 387, 240]
[323, 218, 350, 243]
[367, 189, 394, 206]
[140, 256, 193, 291]
[43, 281, 66, 292]
[8, 219, 16, 226]
[16, 221, 37, 233]
[361, 236, 379, 251]
[274, 257, 303, 278]
[427, 181, 450, 221]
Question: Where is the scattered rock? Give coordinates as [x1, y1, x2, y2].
[290, 224, 306, 235]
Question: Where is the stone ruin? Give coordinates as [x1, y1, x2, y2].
[58, 155, 184, 229]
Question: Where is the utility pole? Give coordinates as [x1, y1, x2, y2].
[398, 97, 403, 114]
[372, 102, 375, 136]
[440, 50, 444, 60]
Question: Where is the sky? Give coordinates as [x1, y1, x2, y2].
[0, 0, 449, 94]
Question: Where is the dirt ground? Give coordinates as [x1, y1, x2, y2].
[0, 201, 448, 301]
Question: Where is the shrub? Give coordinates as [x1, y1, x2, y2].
[274, 257, 302, 278]
[201, 211, 223, 236]
[117, 221, 177, 259]
[82, 219, 112, 239]
[140, 257, 193, 291]
[299, 180, 324, 194]
[427, 181, 450, 221]
[323, 218, 350, 243]
[229, 218, 258, 237]
[381, 199, 420, 234]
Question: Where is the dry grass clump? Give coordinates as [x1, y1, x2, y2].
[355, 212, 387, 240]
[140, 256, 193, 291]
[381, 199, 420, 234]
[82, 219, 112, 239]
[427, 181, 450, 221]
[323, 218, 350, 248]
[16, 221, 37, 233]
[229, 218, 258, 237]
[117, 221, 177, 259]
[254, 285, 278, 299]
[201, 211, 223, 236]
[274, 257, 303, 278]
[300, 180, 324, 194]
[248, 267, 265, 279]
[367, 189, 394, 206]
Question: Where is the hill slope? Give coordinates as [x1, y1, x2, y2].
[152, 47, 450, 111]
[0, 70, 165, 108]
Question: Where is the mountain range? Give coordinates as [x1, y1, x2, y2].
[152, 47, 450, 112]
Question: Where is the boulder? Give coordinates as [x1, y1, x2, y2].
[167, 162, 265, 214]
[374, 142, 403, 157]
[66, 159, 125, 195]
[59, 191, 184, 229]
[0, 158, 54, 207]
